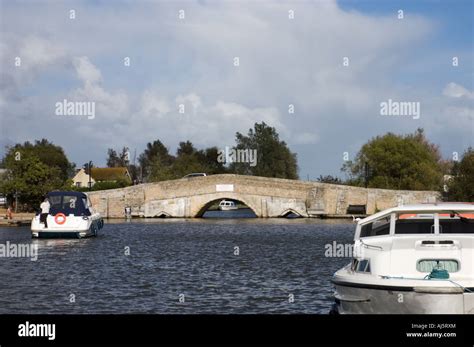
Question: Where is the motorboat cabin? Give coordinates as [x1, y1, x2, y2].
[332, 203, 474, 314]
[218, 200, 238, 211]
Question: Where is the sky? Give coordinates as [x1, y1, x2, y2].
[0, 0, 473, 179]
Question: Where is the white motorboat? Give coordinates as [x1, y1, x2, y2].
[31, 191, 104, 239]
[331, 203, 474, 314]
[218, 200, 238, 211]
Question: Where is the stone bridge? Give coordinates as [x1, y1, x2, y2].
[87, 174, 440, 218]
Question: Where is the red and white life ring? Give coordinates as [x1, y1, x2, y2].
[54, 213, 66, 225]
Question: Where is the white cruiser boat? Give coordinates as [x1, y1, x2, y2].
[332, 203, 474, 314]
[219, 200, 238, 211]
[31, 191, 104, 239]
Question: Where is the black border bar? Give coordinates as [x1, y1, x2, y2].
[0, 314, 473, 345]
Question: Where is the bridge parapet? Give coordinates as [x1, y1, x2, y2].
[86, 174, 440, 218]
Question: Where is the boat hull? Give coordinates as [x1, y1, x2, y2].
[333, 282, 474, 314]
[34, 231, 93, 239]
[31, 215, 103, 239]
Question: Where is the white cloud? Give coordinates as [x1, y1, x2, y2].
[443, 82, 474, 99]
[141, 91, 171, 117]
[175, 93, 202, 115]
[68, 57, 129, 124]
[0, 0, 471, 176]
[19, 36, 66, 69]
[72, 56, 102, 85]
[0, 34, 67, 103]
[131, 92, 285, 148]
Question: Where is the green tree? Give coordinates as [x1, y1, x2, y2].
[342, 129, 443, 190]
[138, 140, 174, 181]
[0, 155, 65, 207]
[195, 147, 228, 174]
[148, 158, 176, 181]
[106, 146, 141, 183]
[170, 155, 208, 178]
[446, 148, 474, 201]
[177, 141, 196, 156]
[7, 139, 74, 181]
[230, 122, 298, 179]
[168, 141, 208, 178]
[0, 140, 73, 208]
[106, 147, 130, 167]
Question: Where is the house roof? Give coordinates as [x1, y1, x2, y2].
[90, 167, 130, 181]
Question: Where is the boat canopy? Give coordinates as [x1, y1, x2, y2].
[46, 191, 91, 216]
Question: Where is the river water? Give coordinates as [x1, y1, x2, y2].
[0, 210, 354, 314]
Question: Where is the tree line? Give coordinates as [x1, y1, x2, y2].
[325, 128, 473, 202]
[0, 122, 298, 207]
[0, 124, 472, 209]
[105, 122, 298, 182]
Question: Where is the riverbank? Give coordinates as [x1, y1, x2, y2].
[0, 211, 34, 227]
[0, 211, 365, 227]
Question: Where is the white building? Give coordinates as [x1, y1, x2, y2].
[72, 167, 131, 188]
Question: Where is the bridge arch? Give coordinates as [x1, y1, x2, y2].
[193, 195, 260, 217]
[279, 208, 303, 218]
[154, 211, 171, 218]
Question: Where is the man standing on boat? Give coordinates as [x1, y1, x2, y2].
[39, 197, 50, 228]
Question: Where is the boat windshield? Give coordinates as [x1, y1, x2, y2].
[395, 217, 434, 234]
[48, 193, 91, 216]
[360, 211, 474, 238]
[360, 216, 391, 237]
[397, 213, 474, 234]
[439, 215, 474, 234]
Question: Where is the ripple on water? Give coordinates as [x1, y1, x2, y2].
[0, 219, 354, 314]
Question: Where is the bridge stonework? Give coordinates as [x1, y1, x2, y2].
[86, 174, 440, 218]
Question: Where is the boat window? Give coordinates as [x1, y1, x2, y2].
[352, 259, 371, 273]
[417, 259, 459, 273]
[361, 260, 370, 272]
[48, 196, 62, 209]
[439, 218, 474, 234]
[395, 219, 434, 234]
[66, 196, 77, 208]
[48, 194, 91, 216]
[360, 217, 390, 237]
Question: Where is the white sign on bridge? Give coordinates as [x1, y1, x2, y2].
[216, 184, 234, 192]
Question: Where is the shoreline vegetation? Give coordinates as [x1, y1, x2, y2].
[0, 123, 473, 213]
